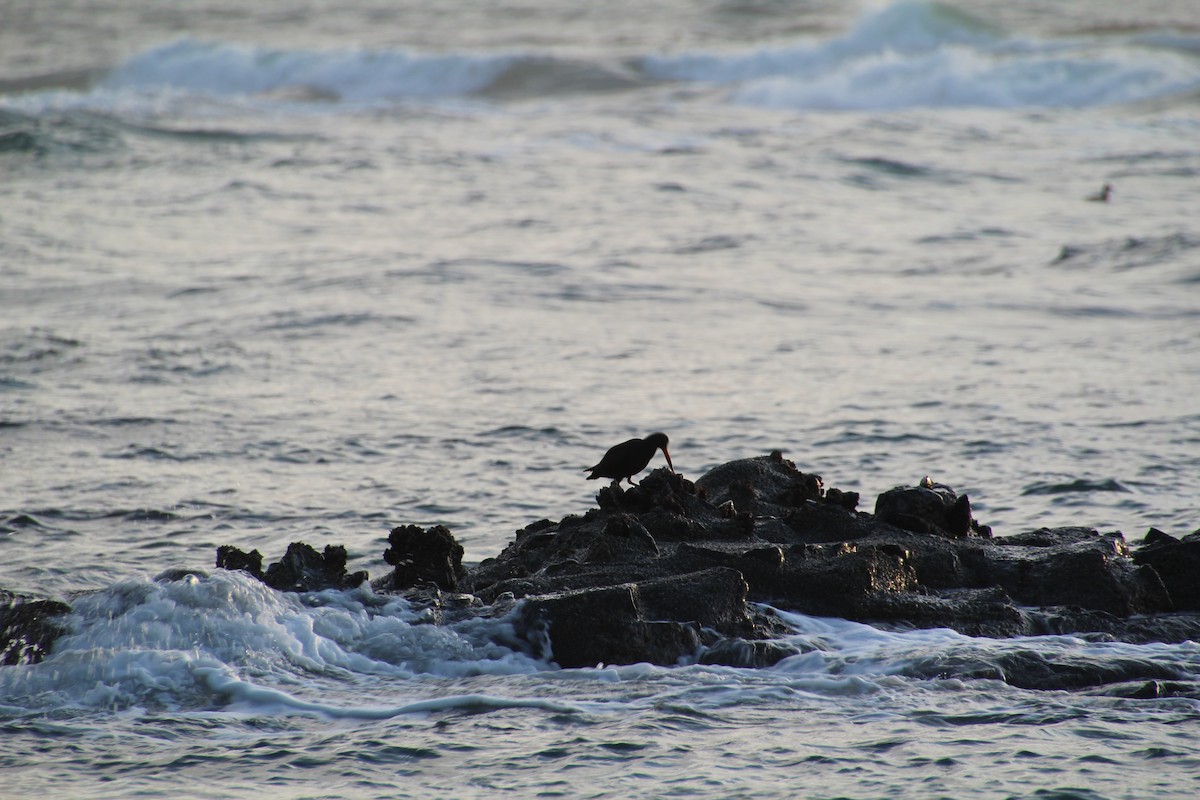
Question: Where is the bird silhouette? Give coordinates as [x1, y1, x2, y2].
[584, 433, 674, 487]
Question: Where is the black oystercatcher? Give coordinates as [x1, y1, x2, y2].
[584, 432, 675, 487]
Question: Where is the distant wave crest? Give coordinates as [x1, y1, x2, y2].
[15, 1, 1200, 114]
[642, 1, 1200, 110]
[101, 37, 516, 101]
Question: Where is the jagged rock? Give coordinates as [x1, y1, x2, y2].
[216, 545, 264, 579]
[262, 542, 368, 592]
[837, 526, 1172, 618]
[634, 567, 756, 635]
[520, 583, 701, 668]
[597, 470, 744, 541]
[654, 539, 921, 622]
[875, 481, 991, 538]
[216, 543, 366, 591]
[460, 458, 1200, 653]
[985, 528, 1170, 615]
[1, 592, 71, 665]
[1132, 529, 1200, 610]
[696, 452, 830, 517]
[766, 543, 922, 619]
[512, 568, 759, 668]
[379, 524, 465, 592]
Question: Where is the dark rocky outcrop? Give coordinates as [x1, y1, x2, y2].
[520, 582, 701, 669]
[452, 455, 1197, 664]
[377, 524, 465, 592]
[985, 528, 1169, 615]
[5, 452, 1199, 676]
[215, 544, 264, 580]
[875, 480, 991, 538]
[1132, 529, 1200, 611]
[219, 542, 367, 592]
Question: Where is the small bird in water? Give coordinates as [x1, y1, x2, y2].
[1087, 183, 1112, 203]
[584, 432, 675, 487]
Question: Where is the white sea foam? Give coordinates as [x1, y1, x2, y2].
[770, 607, 1200, 691]
[643, 0, 1200, 110]
[0, 570, 545, 713]
[728, 46, 1200, 111]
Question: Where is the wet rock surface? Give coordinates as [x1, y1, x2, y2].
[1, 591, 71, 666]
[473, 455, 1199, 665]
[377, 524, 466, 592]
[218, 541, 367, 592]
[6, 453, 1200, 683]
[1131, 528, 1200, 611]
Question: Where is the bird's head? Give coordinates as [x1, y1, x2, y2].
[646, 432, 675, 474]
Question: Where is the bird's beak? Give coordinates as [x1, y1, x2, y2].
[662, 447, 676, 474]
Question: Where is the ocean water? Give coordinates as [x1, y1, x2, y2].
[2, 1, 1200, 797]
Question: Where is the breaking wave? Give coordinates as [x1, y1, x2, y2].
[3, 1, 1199, 116]
[101, 37, 516, 102]
[3, 569, 1198, 720]
[642, 1, 1200, 110]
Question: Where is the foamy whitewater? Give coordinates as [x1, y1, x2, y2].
[3, 1, 1200, 797]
